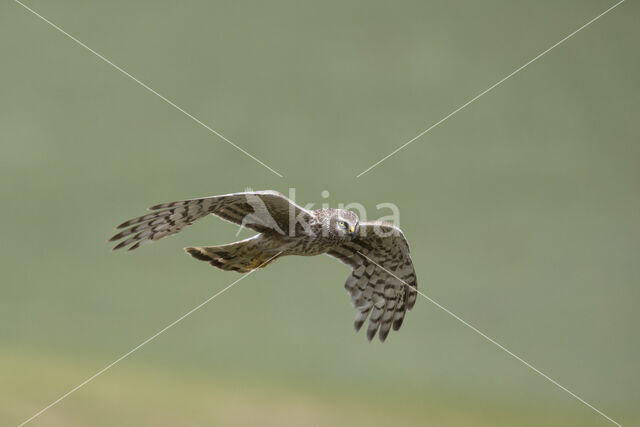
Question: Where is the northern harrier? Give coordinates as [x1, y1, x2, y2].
[110, 190, 417, 342]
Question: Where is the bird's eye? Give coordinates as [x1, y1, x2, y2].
[338, 221, 346, 228]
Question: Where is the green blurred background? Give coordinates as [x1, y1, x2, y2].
[1, 1, 638, 425]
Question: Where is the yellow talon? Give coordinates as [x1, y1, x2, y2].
[248, 257, 265, 269]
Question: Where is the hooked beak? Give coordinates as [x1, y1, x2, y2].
[349, 225, 356, 238]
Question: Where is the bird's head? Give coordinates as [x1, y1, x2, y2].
[328, 209, 359, 241]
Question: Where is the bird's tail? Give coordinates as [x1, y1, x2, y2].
[185, 236, 279, 273]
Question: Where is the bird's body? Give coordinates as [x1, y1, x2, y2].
[111, 190, 417, 342]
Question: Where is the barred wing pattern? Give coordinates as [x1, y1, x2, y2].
[327, 222, 417, 342]
[110, 191, 312, 250]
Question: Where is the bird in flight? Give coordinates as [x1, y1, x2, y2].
[110, 190, 417, 342]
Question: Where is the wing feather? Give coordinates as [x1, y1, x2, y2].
[110, 190, 312, 251]
[327, 221, 417, 342]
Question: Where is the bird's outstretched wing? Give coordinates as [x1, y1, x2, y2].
[327, 221, 417, 342]
[110, 190, 312, 250]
